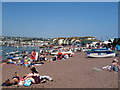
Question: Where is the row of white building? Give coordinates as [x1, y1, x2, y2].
[52, 36, 100, 45]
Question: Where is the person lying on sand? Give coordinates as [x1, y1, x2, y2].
[2, 73, 53, 87]
[2, 66, 53, 87]
[2, 79, 12, 86]
[2, 72, 20, 86]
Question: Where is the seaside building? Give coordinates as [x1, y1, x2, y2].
[0, 36, 52, 47]
[52, 36, 100, 46]
[103, 39, 114, 44]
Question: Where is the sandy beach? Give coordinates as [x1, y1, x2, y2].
[2, 52, 118, 88]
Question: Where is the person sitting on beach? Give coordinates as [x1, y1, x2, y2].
[7, 59, 14, 64]
[111, 59, 120, 72]
[61, 54, 67, 59]
[39, 54, 45, 61]
[23, 66, 53, 84]
[57, 52, 62, 60]
[11, 72, 20, 85]
[51, 55, 57, 61]
[30, 66, 39, 74]
[22, 51, 28, 58]
[24, 66, 40, 84]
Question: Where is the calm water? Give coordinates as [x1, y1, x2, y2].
[1, 46, 41, 60]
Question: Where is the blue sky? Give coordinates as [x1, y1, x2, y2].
[2, 2, 118, 40]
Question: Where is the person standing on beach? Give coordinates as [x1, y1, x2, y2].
[116, 44, 120, 53]
[30, 49, 36, 60]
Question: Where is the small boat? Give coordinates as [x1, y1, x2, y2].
[12, 56, 22, 60]
[90, 48, 111, 52]
[83, 48, 111, 52]
[86, 51, 116, 58]
[82, 48, 92, 52]
[7, 56, 22, 60]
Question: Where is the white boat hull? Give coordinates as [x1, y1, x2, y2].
[51, 51, 74, 55]
[12, 56, 22, 60]
[87, 53, 116, 58]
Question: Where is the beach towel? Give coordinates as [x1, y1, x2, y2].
[23, 79, 32, 86]
[20, 60, 24, 65]
[40, 75, 53, 81]
[102, 65, 111, 70]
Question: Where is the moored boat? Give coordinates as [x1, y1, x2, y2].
[86, 51, 116, 58]
[90, 48, 111, 52]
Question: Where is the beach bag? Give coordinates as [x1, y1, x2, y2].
[23, 79, 32, 86]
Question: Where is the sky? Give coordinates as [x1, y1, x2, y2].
[2, 2, 118, 40]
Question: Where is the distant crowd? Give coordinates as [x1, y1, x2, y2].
[6, 46, 76, 67]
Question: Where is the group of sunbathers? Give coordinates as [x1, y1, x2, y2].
[2, 66, 53, 87]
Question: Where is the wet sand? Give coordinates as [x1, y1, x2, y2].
[2, 52, 118, 88]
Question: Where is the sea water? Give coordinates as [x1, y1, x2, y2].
[1, 46, 41, 60]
